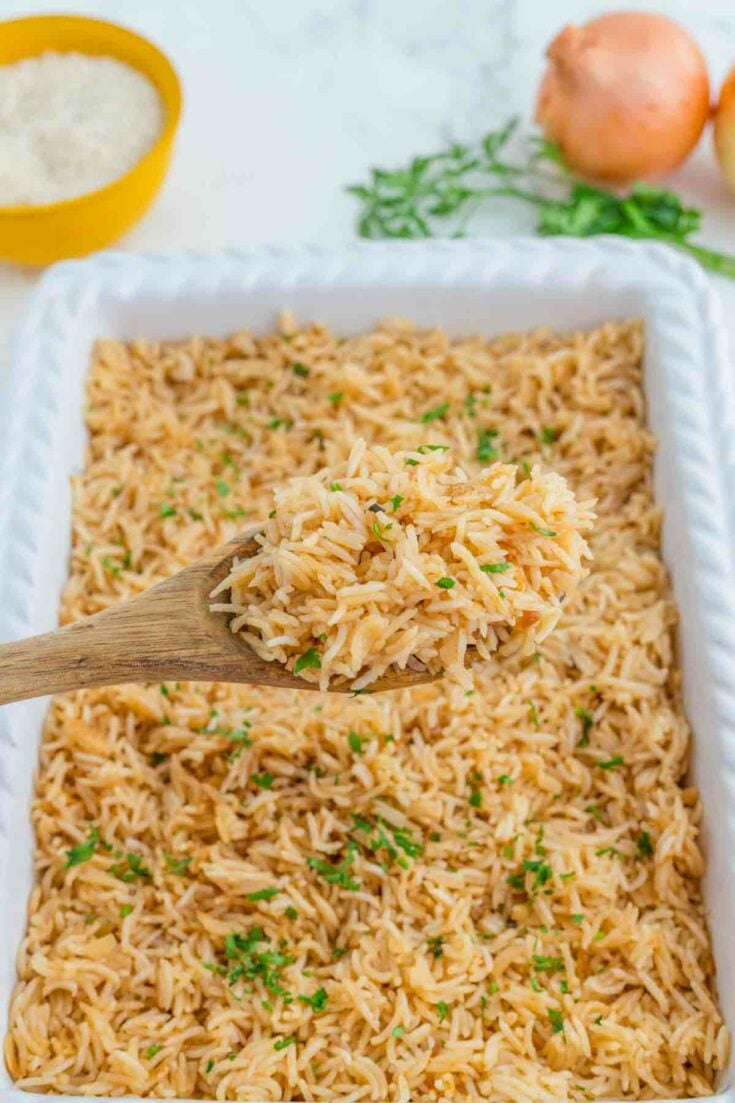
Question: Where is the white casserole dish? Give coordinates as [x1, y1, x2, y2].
[0, 239, 733, 1103]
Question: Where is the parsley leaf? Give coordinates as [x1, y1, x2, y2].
[477, 428, 498, 463]
[298, 987, 328, 1012]
[294, 648, 321, 674]
[598, 755, 624, 770]
[247, 887, 280, 902]
[480, 562, 511, 573]
[548, 1008, 565, 1034]
[65, 826, 100, 868]
[436, 577, 456, 589]
[251, 771, 274, 789]
[437, 1000, 450, 1023]
[420, 402, 449, 423]
[163, 853, 192, 876]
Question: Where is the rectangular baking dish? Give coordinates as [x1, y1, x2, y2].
[0, 239, 734, 1103]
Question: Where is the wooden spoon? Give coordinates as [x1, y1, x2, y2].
[0, 524, 436, 706]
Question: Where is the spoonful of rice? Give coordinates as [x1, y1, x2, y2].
[0, 443, 593, 704]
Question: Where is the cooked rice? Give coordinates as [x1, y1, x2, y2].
[211, 443, 594, 690]
[4, 316, 728, 1101]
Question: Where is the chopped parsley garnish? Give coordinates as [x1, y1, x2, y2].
[636, 831, 654, 858]
[405, 457, 419, 466]
[294, 648, 321, 674]
[427, 935, 444, 959]
[207, 927, 294, 997]
[437, 1001, 450, 1023]
[533, 955, 565, 974]
[392, 1026, 405, 1038]
[575, 706, 594, 737]
[527, 699, 540, 728]
[477, 428, 499, 463]
[329, 481, 342, 491]
[348, 730, 363, 755]
[247, 887, 280, 901]
[164, 853, 192, 876]
[285, 906, 298, 919]
[464, 393, 478, 416]
[298, 987, 328, 1012]
[205, 1059, 215, 1073]
[328, 391, 344, 404]
[532, 523, 557, 537]
[150, 752, 169, 766]
[159, 502, 177, 519]
[436, 577, 456, 589]
[215, 479, 230, 498]
[251, 771, 274, 789]
[101, 556, 122, 578]
[119, 904, 133, 918]
[292, 362, 309, 377]
[469, 787, 482, 809]
[598, 755, 624, 770]
[307, 844, 360, 891]
[66, 826, 100, 868]
[548, 1008, 565, 1034]
[420, 402, 449, 423]
[371, 518, 393, 542]
[188, 508, 204, 521]
[571, 914, 584, 924]
[498, 774, 513, 786]
[331, 946, 347, 960]
[110, 853, 152, 883]
[390, 495, 404, 511]
[273, 1035, 296, 1051]
[480, 562, 511, 573]
[417, 443, 450, 453]
[145, 1045, 162, 1059]
[539, 425, 559, 444]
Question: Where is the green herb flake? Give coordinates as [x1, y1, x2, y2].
[273, 1035, 296, 1052]
[164, 853, 192, 876]
[598, 755, 624, 770]
[110, 852, 152, 883]
[636, 831, 654, 858]
[539, 425, 559, 444]
[427, 935, 444, 959]
[477, 428, 499, 463]
[328, 391, 344, 404]
[285, 906, 298, 920]
[437, 1000, 449, 1023]
[247, 887, 280, 902]
[436, 577, 456, 589]
[298, 987, 328, 1012]
[420, 402, 449, 424]
[292, 362, 309, 377]
[65, 826, 100, 868]
[159, 502, 177, 519]
[528, 699, 540, 728]
[571, 913, 584, 925]
[498, 774, 513, 786]
[294, 647, 321, 674]
[331, 946, 347, 960]
[348, 730, 363, 755]
[469, 787, 482, 809]
[392, 1026, 405, 1039]
[215, 479, 230, 498]
[480, 561, 511, 574]
[205, 1059, 215, 1073]
[251, 771, 274, 790]
[548, 1008, 565, 1034]
[119, 904, 133, 918]
[390, 495, 404, 511]
[307, 847, 360, 891]
[145, 1045, 162, 1060]
[533, 954, 565, 974]
[532, 523, 557, 538]
[405, 457, 419, 466]
[575, 707, 594, 737]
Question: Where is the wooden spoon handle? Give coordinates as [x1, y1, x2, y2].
[0, 531, 266, 706]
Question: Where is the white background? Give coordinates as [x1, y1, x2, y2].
[2, 0, 735, 373]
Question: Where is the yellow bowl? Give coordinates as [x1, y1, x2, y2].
[0, 14, 182, 266]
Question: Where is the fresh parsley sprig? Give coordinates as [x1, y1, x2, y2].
[348, 119, 735, 280]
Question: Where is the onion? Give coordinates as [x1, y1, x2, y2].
[715, 68, 735, 195]
[535, 12, 711, 182]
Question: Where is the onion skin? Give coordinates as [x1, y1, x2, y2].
[536, 12, 711, 182]
[715, 68, 735, 195]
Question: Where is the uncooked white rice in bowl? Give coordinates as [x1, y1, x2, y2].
[211, 442, 594, 690]
[3, 315, 729, 1101]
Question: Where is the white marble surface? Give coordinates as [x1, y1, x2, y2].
[2, 0, 735, 372]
